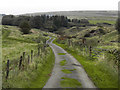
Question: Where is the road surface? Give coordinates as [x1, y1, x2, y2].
[43, 38, 96, 88]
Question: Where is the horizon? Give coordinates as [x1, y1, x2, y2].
[0, 0, 119, 15]
[2, 10, 118, 16]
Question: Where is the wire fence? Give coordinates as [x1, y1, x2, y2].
[2, 39, 50, 81]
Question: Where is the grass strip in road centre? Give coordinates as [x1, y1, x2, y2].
[58, 53, 66, 55]
[60, 77, 82, 88]
[60, 60, 67, 66]
[61, 69, 76, 74]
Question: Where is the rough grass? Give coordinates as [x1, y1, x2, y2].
[102, 30, 118, 42]
[2, 38, 38, 62]
[60, 77, 82, 88]
[2, 25, 48, 61]
[70, 53, 118, 88]
[60, 60, 67, 66]
[3, 48, 55, 88]
[25, 49, 55, 88]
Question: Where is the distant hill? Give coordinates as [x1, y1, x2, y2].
[22, 11, 117, 17]
[21, 11, 118, 21]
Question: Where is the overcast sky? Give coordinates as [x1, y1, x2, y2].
[0, 0, 119, 15]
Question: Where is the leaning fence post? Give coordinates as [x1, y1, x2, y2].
[6, 60, 9, 80]
[19, 56, 22, 70]
[31, 50, 33, 62]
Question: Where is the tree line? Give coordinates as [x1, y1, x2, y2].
[2, 15, 90, 34]
[2, 15, 67, 31]
[2, 14, 120, 34]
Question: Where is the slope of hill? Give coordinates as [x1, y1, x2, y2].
[53, 23, 119, 88]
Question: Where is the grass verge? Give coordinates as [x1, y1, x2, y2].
[27, 49, 55, 88]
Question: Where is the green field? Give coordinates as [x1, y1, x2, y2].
[2, 25, 55, 88]
[89, 20, 116, 24]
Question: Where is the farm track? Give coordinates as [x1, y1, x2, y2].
[43, 38, 96, 88]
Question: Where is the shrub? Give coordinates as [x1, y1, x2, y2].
[19, 21, 31, 34]
[99, 28, 105, 34]
[84, 33, 90, 37]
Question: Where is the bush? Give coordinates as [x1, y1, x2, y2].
[19, 21, 31, 34]
[84, 33, 90, 37]
[99, 28, 105, 34]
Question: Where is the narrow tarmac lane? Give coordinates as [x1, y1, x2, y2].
[43, 38, 96, 88]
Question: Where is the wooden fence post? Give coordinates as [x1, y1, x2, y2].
[6, 60, 9, 80]
[44, 44, 46, 51]
[45, 44, 47, 54]
[82, 38, 86, 44]
[89, 46, 92, 57]
[68, 39, 70, 46]
[71, 41, 72, 47]
[19, 56, 22, 70]
[23, 52, 25, 62]
[31, 50, 33, 62]
[70, 40, 71, 46]
[38, 47, 40, 56]
[28, 55, 30, 64]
